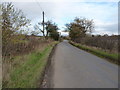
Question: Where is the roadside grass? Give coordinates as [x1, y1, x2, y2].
[69, 41, 119, 65]
[4, 42, 57, 88]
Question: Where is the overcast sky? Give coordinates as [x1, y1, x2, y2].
[2, 0, 119, 36]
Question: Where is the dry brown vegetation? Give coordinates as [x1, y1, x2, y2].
[75, 35, 119, 54]
[2, 35, 54, 87]
[3, 35, 50, 59]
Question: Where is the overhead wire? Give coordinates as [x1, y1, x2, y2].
[35, 0, 43, 12]
[35, 0, 52, 21]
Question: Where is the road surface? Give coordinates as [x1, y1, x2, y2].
[51, 40, 118, 88]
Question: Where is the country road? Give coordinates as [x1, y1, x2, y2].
[50, 40, 119, 88]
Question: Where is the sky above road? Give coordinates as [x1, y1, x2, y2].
[2, 0, 119, 36]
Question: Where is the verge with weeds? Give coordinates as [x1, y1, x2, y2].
[3, 42, 58, 88]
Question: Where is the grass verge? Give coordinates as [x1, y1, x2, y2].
[69, 41, 119, 65]
[4, 42, 58, 88]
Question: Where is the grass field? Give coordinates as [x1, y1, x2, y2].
[69, 41, 119, 65]
[3, 42, 57, 88]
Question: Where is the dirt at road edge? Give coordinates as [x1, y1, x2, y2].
[40, 44, 57, 88]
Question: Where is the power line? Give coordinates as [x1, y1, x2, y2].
[34, 0, 53, 21]
[35, 0, 43, 12]
[35, 0, 48, 20]
[34, 0, 54, 23]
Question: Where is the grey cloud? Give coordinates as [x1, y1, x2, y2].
[95, 23, 118, 34]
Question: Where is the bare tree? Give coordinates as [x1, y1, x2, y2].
[34, 20, 59, 40]
[34, 23, 45, 37]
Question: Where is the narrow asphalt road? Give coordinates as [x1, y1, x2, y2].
[51, 40, 118, 88]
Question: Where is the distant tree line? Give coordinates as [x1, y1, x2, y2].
[65, 17, 118, 53]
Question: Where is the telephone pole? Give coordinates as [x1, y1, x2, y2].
[42, 11, 45, 37]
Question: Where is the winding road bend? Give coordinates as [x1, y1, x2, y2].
[51, 40, 118, 88]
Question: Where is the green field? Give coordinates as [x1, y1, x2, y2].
[69, 41, 119, 65]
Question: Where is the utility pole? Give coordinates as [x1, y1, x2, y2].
[42, 11, 45, 37]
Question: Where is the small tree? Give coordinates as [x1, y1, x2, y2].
[49, 30, 59, 41]
[1, 2, 30, 57]
[45, 21, 59, 40]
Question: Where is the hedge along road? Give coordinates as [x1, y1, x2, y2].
[50, 40, 119, 88]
